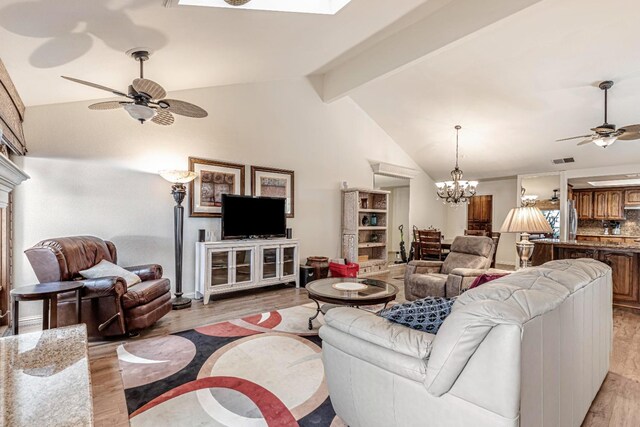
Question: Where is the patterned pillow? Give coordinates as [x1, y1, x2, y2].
[378, 297, 456, 334]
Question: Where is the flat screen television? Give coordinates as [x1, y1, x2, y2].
[222, 194, 287, 239]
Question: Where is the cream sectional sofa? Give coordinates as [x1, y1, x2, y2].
[319, 259, 612, 427]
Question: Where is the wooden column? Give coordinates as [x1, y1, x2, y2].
[0, 192, 12, 327]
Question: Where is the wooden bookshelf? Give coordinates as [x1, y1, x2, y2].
[342, 188, 390, 277]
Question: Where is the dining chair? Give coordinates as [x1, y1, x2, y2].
[417, 229, 443, 261]
[464, 229, 488, 237]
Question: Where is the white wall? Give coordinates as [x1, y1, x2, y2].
[13, 78, 445, 319]
[522, 175, 560, 200]
[443, 178, 518, 266]
[384, 186, 410, 256]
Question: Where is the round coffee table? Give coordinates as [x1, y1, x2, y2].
[10, 282, 84, 335]
[305, 277, 398, 330]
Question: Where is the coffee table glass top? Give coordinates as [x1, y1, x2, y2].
[306, 277, 398, 301]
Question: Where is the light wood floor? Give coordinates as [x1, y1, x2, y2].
[84, 274, 640, 427]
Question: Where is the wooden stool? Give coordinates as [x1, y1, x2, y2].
[10, 282, 84, 335]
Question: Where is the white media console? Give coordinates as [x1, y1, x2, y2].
[195, 238, 300, 304]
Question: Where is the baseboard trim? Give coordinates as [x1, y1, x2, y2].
[19, 315, 43, 327]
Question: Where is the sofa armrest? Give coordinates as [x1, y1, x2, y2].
[78, 276, 127, 299]
[322, 307, 434, 359]
[124, 264, 163, 281]
[406, 260, 444, 276]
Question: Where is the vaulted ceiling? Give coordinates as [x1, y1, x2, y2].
[3, 0, 640, 180]
[347, 0, 640, 180]
[0, 0, 426, 105]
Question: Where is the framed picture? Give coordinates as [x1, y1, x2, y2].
[251, 166, 295, 218]
[189, 157, 245, 217]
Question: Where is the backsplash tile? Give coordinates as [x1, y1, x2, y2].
[578, 209, 640, 236]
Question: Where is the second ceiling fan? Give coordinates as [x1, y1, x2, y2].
[557, 80, 640, 148]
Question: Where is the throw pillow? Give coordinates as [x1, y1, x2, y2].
[468, 273, 509, 290]
[80, 259, 141, 286]
[378, 296, 456, 334]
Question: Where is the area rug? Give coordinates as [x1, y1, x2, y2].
[117, 304, 347, 427]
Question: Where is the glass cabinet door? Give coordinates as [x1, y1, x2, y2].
[261, 247, 279, 280]
[281, 246, 296, 278]
[234, 249, 253, 284]
[209, 250, 231, 287]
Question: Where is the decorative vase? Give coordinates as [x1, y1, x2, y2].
[306, 256, 329, 279]
[362, 215, 369, 226]
[370, 213, 378, 226]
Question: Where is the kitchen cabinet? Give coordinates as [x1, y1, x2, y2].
[576, 235, 640, 244]
[556, 246, 596, 260]
[625, 189, 640, 206]
[537, 240, 640, 311]
[575, 191, 593, 219]
[598, 250, 639, 304]
[592, 190, 625, 220]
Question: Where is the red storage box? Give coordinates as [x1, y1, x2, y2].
[329, 262, 360, 278]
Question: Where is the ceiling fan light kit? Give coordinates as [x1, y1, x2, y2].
[61, 48, 208, 125]
[435, 125, 478, 207]
[557, 80, 640, 148]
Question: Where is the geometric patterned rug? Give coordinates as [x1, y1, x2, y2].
[117, 304, 347, 426]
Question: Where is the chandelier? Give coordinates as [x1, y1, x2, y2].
[435, 125, 478, 206]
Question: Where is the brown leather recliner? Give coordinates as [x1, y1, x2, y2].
[25, 236, 172, 338]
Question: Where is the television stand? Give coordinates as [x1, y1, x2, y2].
[195, 238, 299, 304]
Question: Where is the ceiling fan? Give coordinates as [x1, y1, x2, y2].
[556, 80, 640, 148]
[62, 49, 208, 125]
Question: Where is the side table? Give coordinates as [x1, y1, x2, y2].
[10, 282, 84, 335]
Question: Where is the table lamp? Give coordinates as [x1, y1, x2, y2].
[160, 170, 197, 309]
[499, 206, 552, 269]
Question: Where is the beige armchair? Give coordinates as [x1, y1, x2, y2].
[405, 236, 499, 299]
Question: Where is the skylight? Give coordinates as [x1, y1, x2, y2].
[588, 179, 640, 187]
[165, 0, 353, 15]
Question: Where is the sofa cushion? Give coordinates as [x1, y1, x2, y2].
[407, 273, 448, 298]
[80, 259, 141, 286]
[122, 278, 171, 309]
[379, 296, 456, 334]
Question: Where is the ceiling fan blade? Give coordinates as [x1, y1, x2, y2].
[556, 134, 593, 142]
[88, 101, 129, 110]
[162, 99, 208, 118]
[62, 76, 129, 98]
[151, 110, 174, 126]
[618, 131, 640, 141]
[619, 124, 640, 133]
[577, 139, 594, 146]
[133, 78, 166, 100]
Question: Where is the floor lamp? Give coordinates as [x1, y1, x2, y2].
[160, 170, 197, 310]
[499, 206, 553, 270]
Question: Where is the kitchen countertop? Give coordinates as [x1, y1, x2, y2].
[535, 239, 640, 251]
[0, 324, 94, 426]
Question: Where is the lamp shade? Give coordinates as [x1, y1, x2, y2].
[159, 170, 197, 184]
[499, 206, 553, 234]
